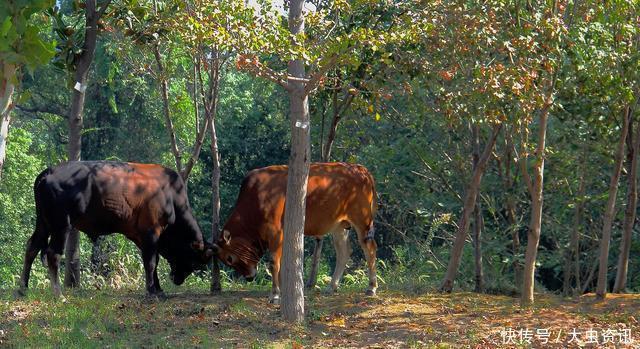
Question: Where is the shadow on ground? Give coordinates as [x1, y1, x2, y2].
[1, 288, 638, 348]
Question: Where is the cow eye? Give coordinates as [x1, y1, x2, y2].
[227, 256, 234, 264]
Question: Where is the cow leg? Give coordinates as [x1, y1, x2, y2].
[329, 228, 351, 293]
[356, 226, 378, 296]
[16, 217, 48, 296]
[142, 231, 162, 296]
[46, 228, 68, 298]
[153, 254, 162, 294]
[305, 238, 323, 289]
[269, 255, 281, 304]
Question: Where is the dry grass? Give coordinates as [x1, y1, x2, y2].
[0, 288, 638, 348]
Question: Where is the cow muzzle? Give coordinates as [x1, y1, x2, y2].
[170, 270, 186, 285]
[245, 266, 257, 282]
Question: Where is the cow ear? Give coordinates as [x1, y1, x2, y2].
[222, 230, 231, 244]
[191, 241, 205, 251]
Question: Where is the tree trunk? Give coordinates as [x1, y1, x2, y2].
[207, 55, 222, 294]
[613, 109, 639, 293]
[209, 114, 222, 294]
[193, 59, 199, 138]
[0, 63, 16, 180]
[154, 44, 182, 173]
[322, 91, 353, 162]
[504, 131, 521, 290]
[471, 124, 484, 293]
[440, 123, 502, 292]
[521, 101, 552, 306]
[595, 106, 630, 299]
[0, 110, 12, 181]
[65, 0, 106, 288]
[582, 258, 598, 294]
[281, 0, 309, 323]
[565, 145, 587, 296]
[472, 201, 484, 293]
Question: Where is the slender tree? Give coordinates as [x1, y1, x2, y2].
[440, 123, 502, 292]
[614, 99, 640, 293]
[521, 91, 554, 305]
[564, 143, 587, 296]
[64, 0, 112, 288]
[595, 107, 631, 298]
[471, 123, 484, 293]
[277, 0, 311, 322]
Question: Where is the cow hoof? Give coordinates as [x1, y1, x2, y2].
[269, 295, 280, 305]
[365, 289, 377, 297]
[52, 289, 63, 299]
[146, 291, 167, 301]
[323, 287, 338, 295]
[14, 288, 26, 298]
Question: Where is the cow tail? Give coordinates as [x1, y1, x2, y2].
[33, 167, 52, 265]
[365, 176, 378, 242]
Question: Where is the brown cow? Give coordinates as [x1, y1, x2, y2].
[215, 162, 378, 303]
[17, 161, 214, 297]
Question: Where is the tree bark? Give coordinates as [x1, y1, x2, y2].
[595, 106, 630, 299]
[582, 258, 598, 294]
[0, 63, 16, 180]
[193, 59, 200, 138]
[565, 144, 587, 296]
[65, 0, 110, 288]
[206, 54, 222, 294]
[471, 124, 484, 293]
[0, 112, 11, 180]
[209, 114, 222, 293]
[613, 108, 639, 293]
[504, 132, 522, 290]
[281, 0, 309, 323]
[440, 123, 502, 293]
[322, 91, 353, 162]
[521, 99, 552, 306]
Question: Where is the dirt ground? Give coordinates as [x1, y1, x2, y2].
[0, 288, 638, 348]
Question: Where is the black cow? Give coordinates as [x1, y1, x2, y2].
[17, 161, 214, 297]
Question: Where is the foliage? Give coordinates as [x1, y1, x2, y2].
[0, 0, 56, 75]
[1, 0, 640, 308]
[0, 125, 45, 284]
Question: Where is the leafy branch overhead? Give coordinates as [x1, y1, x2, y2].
[180, 0, 408, 95]
[0, 0, 56, 78]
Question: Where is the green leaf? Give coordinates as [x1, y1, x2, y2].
[0, 16, 11, 37]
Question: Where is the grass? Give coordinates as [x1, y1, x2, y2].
[1, 283, 639, 348]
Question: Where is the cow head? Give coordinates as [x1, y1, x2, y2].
[215, 229, 260, 282]
[166, 240, 216, 285]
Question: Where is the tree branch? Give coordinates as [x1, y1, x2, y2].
[237, 56, 291, 91]
[304, 55, 339, 95]
[97, 0, 113, 19]
[15, 104, 66, 118]
[153, 43, 182, 172]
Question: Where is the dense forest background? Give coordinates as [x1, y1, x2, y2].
[1, 0, 639, 304]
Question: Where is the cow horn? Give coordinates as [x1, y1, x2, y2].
[222, 230, 231, 244]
